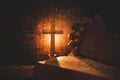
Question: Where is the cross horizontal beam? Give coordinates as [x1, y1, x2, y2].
[42, 30, 63, 34]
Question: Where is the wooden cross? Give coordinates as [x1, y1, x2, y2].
[42, 17, 63, 58]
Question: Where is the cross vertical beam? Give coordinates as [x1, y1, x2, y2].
[51, 19, 55, 57]
[42, 17, 63, 58]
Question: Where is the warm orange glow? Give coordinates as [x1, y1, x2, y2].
[45, 34, 61, 47]
[34, 13, 77, 55]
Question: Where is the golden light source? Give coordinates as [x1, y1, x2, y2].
[45, 34, 61, 48]
[34, 13, 77, 56]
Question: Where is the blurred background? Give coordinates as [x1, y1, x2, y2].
[0, 0, 120, 66]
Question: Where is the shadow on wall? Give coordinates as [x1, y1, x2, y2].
[80, 15, 120, 67]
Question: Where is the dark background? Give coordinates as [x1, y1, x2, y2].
[0, 0, 120, 65]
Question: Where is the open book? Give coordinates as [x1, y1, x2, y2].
[33, 56, 120, 80]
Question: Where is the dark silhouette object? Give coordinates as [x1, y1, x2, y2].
[64, 17, 93, 56]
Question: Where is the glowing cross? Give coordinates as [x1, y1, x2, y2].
[42, 17, 63, 58]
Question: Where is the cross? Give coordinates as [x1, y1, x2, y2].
[42, 17, 63, 58]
